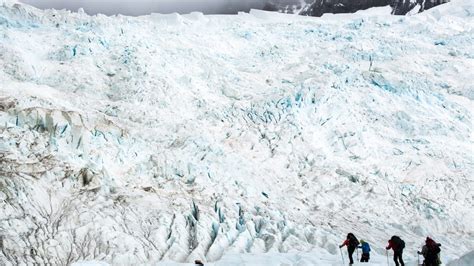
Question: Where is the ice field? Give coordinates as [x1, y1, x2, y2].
[0, 0, 473, 265]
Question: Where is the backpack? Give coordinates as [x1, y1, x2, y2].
[428, 244, 441, 256]
[362, 242, 371, 253]
[348, 234, 360, 248]
[391, 236, 405, 251]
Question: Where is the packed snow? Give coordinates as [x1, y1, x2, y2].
[0, 0, 473, 265]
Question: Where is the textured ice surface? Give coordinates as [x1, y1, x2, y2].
[0, 0, 473, 265]
[447, 251, 474, 266]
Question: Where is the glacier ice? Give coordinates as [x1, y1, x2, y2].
[0, 0, 473, 265]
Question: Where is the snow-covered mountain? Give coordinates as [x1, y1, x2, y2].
[264, 0, 450, 15]
[0, 0, 473, 265]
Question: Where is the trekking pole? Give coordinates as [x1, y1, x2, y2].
[386, 250, 389, 266]
[340, 248, 345, 265]
[417, 252, 420, 266]
[357, 248, 359, 261]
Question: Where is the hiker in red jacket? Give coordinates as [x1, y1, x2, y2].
[339, 233, 359, 265]
[386, 236, 405, 266]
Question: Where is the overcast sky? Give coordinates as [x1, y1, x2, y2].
[19, 0, 270, 15]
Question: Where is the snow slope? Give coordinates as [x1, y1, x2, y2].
[0, 0, 473, 265]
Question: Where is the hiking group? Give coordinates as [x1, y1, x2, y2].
[339, 233, 442, 266]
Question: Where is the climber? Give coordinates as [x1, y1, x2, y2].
[418, 237, 441, 266]
[339, 233, 360, 265]
[386, 235, 405, 266]
[358, 239, 371, 262]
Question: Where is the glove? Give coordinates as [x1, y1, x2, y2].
[339, 245, 343, 248]
[417, 251, 422, 255]
[385, 247, 390, 250]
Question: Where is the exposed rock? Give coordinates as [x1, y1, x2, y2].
[263, 0, 450, 16]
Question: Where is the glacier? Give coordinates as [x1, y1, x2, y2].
[0, 0, 473, 265]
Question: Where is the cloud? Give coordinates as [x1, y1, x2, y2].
[19, 0, 269, 15]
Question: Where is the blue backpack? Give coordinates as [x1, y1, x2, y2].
[361, 242, 371, 254]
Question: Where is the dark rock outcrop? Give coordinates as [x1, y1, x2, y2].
[390, 0, 450, 15]
[300, 0, 391, 16]
[263, 0, 450, 16]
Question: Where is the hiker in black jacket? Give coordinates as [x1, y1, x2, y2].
[339, 233, 360, 265]
[418, 237, 441, 266]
